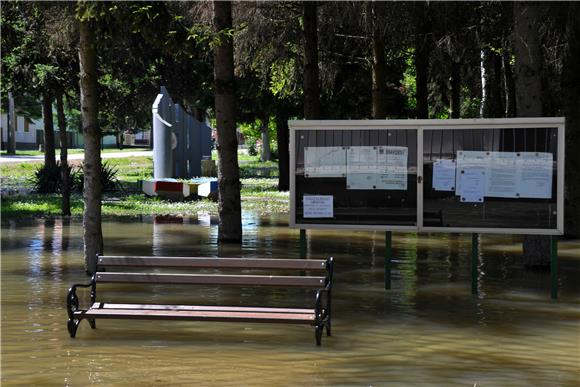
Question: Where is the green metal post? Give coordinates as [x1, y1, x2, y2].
[385, 231, 392, 290]
[299, 229, 306, 259]
[471, 233, 478, 295]
[551, 236, 558, 300]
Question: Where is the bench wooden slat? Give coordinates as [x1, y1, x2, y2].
[76, 308, 315, 324]
[95, 272, 326, 288]
[98, 256, 328, 271]
[92, 302, 314, 315]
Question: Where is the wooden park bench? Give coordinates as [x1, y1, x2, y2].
[66, 255, 334, 345]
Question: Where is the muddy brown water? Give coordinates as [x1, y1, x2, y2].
[1, 214, 579, 386]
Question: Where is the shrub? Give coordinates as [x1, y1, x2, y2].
[31, 162, 72, 194]
[73, 161, 120, 192]
[247, 141, 258, 156]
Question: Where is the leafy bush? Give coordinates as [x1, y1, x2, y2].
[270, 147, 279, 161]
[73, 161, 120, 192]
[247, 140, 258, 156]
[31, 162, 72, 193]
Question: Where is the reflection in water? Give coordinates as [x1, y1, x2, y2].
[1, 215, 579, 386]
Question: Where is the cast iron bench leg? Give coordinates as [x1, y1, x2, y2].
[67, 318, 79, 338]
[315, 325, 323, 346]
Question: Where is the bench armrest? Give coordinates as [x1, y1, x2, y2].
[66, 276, 96, 320]
[315, 257, 334, 326]
[314, 288, 332, 325]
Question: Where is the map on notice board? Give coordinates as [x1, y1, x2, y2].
[346, 146, 408, 190]
[304, 146, 346, 177]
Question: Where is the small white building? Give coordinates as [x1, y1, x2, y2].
[1, 112, 151, 151]
[0, 113, 39, 150]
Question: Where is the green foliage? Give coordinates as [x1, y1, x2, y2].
[3, 154, 153, 195]
[99, 73, 131, 96]
[0, 194, 83, 217]
[29, 160, 121, 194]
[239, 159, 278, 178]
[269, 58, 300, 99]
[238, 119, 261, 140]
[33, 63, 62, 85]
[0, 92, 42, 120]
[73, 161, 120, 192]
[2, 152, 290, 218]
[76, 1, 112, 22]
[237, 116, 277, 159]
[401, 50, 417, 112]
[31, 162, 71, 194]
[65, 105, 82, 132]
[460, 96, 481, 119]
[1, 179, 289, 217]
[185, 24, 213, 46]
[247, 141, 258, 156]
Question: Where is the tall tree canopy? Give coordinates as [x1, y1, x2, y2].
[2, 1, 579, 252]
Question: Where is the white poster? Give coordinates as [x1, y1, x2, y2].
[516, 152, 553, 199]
[377, 146, 408, 190]
[458, 168, 486, 202]
[303, 195, 334, 218]
[456, 151, 487, 202]
[455, 150, 553, 201]
[486, 152, 518, 198]
[304, 146, 346, 177]
[346, 173, 377, 190]
[432, 159, 456, 191]
[346, 146, 408, 190]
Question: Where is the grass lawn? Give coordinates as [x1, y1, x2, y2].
[0, 156, 155, 191]
[0, 147, 150, 157]
[1, 152, 288, 218]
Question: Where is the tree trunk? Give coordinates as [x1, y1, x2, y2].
[414, 2, 430, 119]
[42, 93, 56, 168]
[213, 0, 242, 243]
[562, 3, 580, 238]
[276, 104, 290, 191]
[503, 51, 517, 117]
[450, 60, 461, 118]
[261, 129, 270, 162]
[371, 1, 387, 119]
[79, 14, 103, 274]
[116, 132, 123, 150]
[513, 3, 543, 117]
[56, 92, 71, 216]
[7, 92, 16, 154]
[513, 1, 549, 267]
[480, 48, 504, 118]
[260, 116, 270, 162]
[303, 1, 321, 119]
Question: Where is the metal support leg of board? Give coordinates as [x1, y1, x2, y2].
[551, 236, 558, 300]
[385, 231, 392, 290]
[299, 229, 307, 259]
[471, 233, 479, 295]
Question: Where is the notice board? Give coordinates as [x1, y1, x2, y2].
[289, 118, 564, 235]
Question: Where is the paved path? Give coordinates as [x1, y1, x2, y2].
[0, 150, 153, 164]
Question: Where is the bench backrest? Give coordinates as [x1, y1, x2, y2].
[95, 256, 333, 289]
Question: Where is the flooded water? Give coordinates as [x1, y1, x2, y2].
[1, 214, 579, 386]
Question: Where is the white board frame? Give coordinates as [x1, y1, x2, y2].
[289, 118, 565, 235]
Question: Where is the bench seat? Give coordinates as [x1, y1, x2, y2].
[76, 303, 316, 324]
